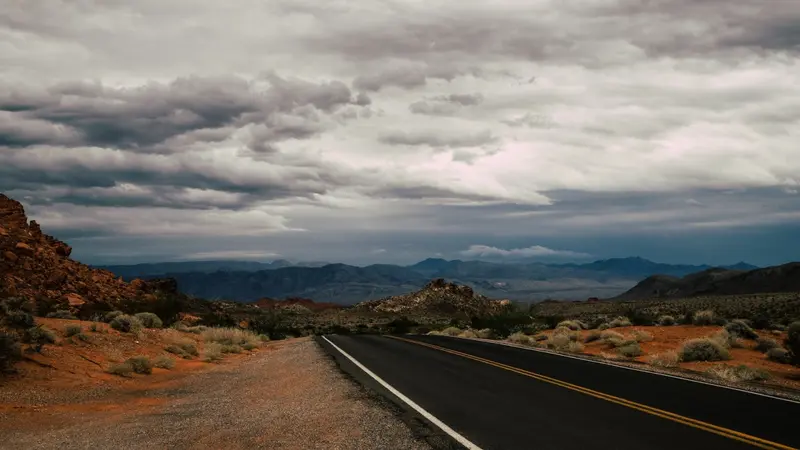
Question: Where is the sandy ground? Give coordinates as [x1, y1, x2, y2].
[0, 334, 431, 450]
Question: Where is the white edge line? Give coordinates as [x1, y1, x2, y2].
[451, 336, 800, 405]
[321, 336, 483, 450]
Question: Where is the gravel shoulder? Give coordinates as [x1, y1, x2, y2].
[0, 337, 432, 450]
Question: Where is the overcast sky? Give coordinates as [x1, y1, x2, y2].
[2, 0, 799, 266]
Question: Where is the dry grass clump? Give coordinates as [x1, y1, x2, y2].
[163, 330, 199, 359]
[706, 364, 770, 383]
[458, 329, 478, 338]
[679, 338, 731, 362]
[64, 324, 82, 337]
[201, 327, 261, 349]
[506, 332, 535, 346]
[616, 342, 643, 358]
[692, 310, 716, 326]
[598, 316, 632, 330]
[203, 342, 224, 362]
[545, 328, 584, 353]
[108, 356, 153, 376]
[475, 328, 494, 339]
[556, 320, 588, 331]
[649, 351, 680, 368]
[438, 327, 462, 337]
[632, 330, 654, 342]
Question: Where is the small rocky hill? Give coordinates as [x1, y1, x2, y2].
[0, 194, 166, 316]
[353, 278, 510, 317]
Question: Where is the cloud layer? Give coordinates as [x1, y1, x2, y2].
[2, 0, 800, 265]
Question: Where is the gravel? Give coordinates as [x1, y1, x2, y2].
[0, 337, 433, 450]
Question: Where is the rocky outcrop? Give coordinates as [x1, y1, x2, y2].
[353, 278, 509, 317]
[0, 194, 166, 316]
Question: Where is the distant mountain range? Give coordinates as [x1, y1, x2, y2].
[95, 257, 760, 304]
[613, 262, 800, 301]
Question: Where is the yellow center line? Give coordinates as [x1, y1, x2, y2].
[387, 336, 796, 450]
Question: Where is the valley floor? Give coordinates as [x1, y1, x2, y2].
[0, 337, 431, 450]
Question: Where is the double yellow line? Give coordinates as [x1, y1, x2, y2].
[388, 336, 795, 450]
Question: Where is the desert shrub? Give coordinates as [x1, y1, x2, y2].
[707, 364, 770, 383]
[632, 330, 654, 342]
[546, 333, 571, 351]
[110, 315, 144, 333]
[242, 342, 258, 351]
[507, 332, 533, 346]
[89, 323, 101, 332]
[4, 310, 35, 329]
[679, 338, 731, 362]
[553, 326, 581, 342]
[23, 325, 58, 352]
[600, 330, 626, 348]
[475, 328, 494, 339]
[203, 342, 223, 362]
[127, 356, 153, 374]
[64, 325, 82, 337]
[103, 311, 124, 322]
[46, 310, 76, 320]
[533, 334, 548, 341]
[766, 348, 792, 364]
[584, 330, 602, 343]
[786, 321, 800, 365]
[755, 337, 780, 353]
[439, 327, 462, 337]
[134, 312, 163, 329]
[692, 310, 716, 326]
[649, 351, 679, 368]
[617, 342, 643, 358]
[201, 327, 261, 349]
[458, 329, 478, 338]
[724, 320, 758, 340]
[0, 332, 22, 373]
[258, 334, 270, 342]
[426, 330, 443, 336]
[186, 326, 208, 334]
[556, 320, 586, 331]
[567, 341, 585, 353]
[710, 329, 734, 349]
[164, 340, 198, 359]
[600, 316, 632, 330]
[656, 315, 676, 326]
[107, 362, 134, 376]
[154, 355, 176, 369]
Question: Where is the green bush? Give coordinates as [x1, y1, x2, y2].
[786, 321, 800, 365]
[134, 312, 163, 329]
[679, 338, 731, 362]
[153, 355, 176, 369]
[110, 315, 144, 333]
[755, 337, 779, 353]
[617, 342, 643, 358]
[103, 311, 124, 323]
[64, 325, 82, 337]
[692, 310, 716, 326]
[724, 320, 758, 340]
[127, 356, 153, 374]
[0, 332, 22, 373]
[46, 310, 76, 320]
[766, 348, 791, 364]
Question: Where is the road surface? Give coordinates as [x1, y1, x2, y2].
[318, 334, 800, 450]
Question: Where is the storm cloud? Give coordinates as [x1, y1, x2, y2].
[2, 0, 799, 266]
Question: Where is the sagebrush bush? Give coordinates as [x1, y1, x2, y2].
[649, 351, 679, 368]
[4, 310, 35, 329]
[724, 320, 758, 340]
[656, 315, 676, 326]
[692, 310, 716, 326]
[64, 325, 82, 337]
[766, 347, 791, 364]
[617, 342, 643, 358]
[0, 332, 22, 373]
[632, 330, 654, 342]
[679, 338, 731, 362]
[134, 312, 163, 329]
[556, 320, 586, 331]
[107, 362, 134, 376]
[23, 325, 57, 352]
[203, 342, 223, 362]
[46, 310, 77, 320]
[127, 356, 153, 374]
[755, 337, 780, 353]
[710, 329, 734, 349]
[110, 315, 144, 333]
[605, 316, 632, 329]
[103, 311, 124, 323]
[707, 364, 770, 383]
[600, 330, 625, 348]
[154, 355, 176, 369]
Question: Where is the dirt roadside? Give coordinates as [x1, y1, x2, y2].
[0, 337, 432, 450]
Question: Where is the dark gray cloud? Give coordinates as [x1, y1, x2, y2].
[379, 129, 497, 148]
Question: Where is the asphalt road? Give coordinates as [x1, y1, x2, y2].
[318, 334, 800, 450]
